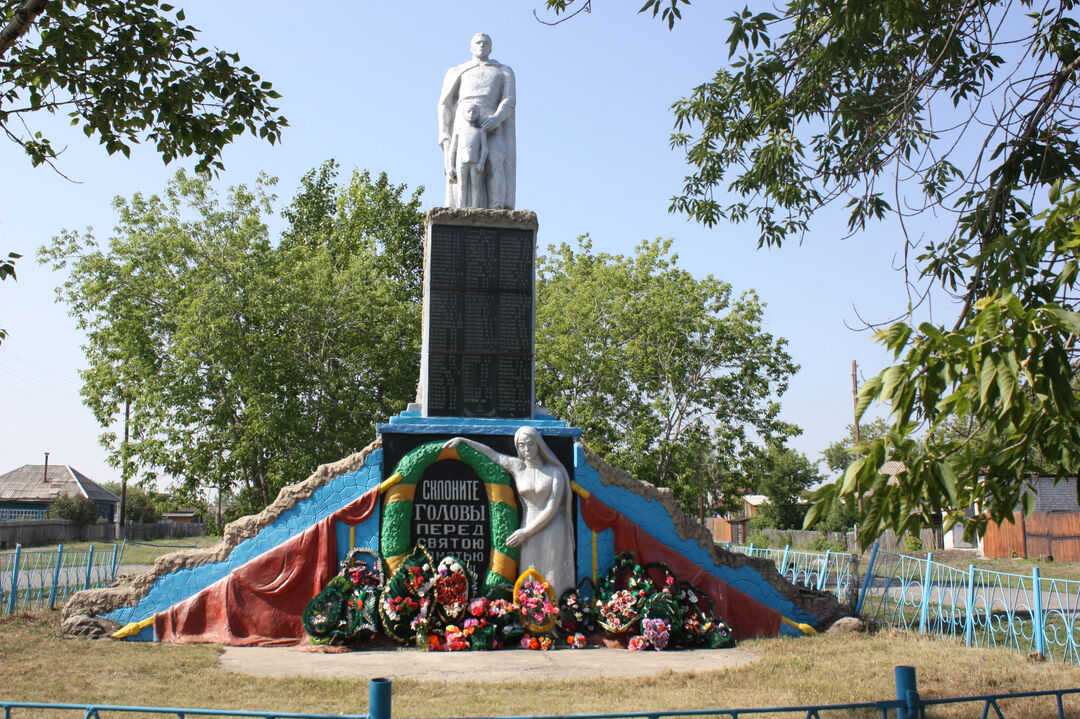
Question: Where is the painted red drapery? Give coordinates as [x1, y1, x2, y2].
[154, 487, 379, 646]
[578, 490, 783, 639]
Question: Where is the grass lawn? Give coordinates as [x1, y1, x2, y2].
[1, 613, 1077, 718]
[3, 536, 209, 568]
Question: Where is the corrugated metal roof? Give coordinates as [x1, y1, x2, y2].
[0, 464, 120, 504]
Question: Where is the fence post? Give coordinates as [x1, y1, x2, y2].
[109, 543, 119, 580]
[1032, 567, 1046, 657]
[855, 542, 879, 616]
[48, 544, 64, 610]
[6, 544, 21, 615]
[818, 550, 831, 591]
[369, 677, 391, 719]
[965, 563, 975, 647]
[918, 552, 933, 634]
[894, 666, 920, 719]
[114, 539, 127, 577]
[83, 545, 95, 590]
[779, 545, 791, 577]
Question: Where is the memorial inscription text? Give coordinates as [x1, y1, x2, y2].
[426, 223, 534, 417]
[410, 461, 492, 579]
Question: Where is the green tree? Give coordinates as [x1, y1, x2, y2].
[821, 419, 889, 475]
[1, 1, 284, 344]
[0, 250, 18, 344]
[40, 161, 423, 515]
[102, 482, 161, 524]
[547, 0, 1080, 542]
[0, 1, 285, 171]
[744, 445, 821, 530]
[535, 236, 799, 514]
[47, 494, 99, 526]
[812, 419, 888, 532]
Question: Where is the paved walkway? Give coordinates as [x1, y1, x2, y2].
[220, 645, 761, 682]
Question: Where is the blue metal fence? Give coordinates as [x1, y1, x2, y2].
[728, 540, 1080, 665]
[858, 547, 1080, 664]
[725, 542, 857, 605]
[0, 541, 125, 615]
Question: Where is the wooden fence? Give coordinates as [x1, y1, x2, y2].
[983, 510, 1080, 561]
[0, 520, 205, 548]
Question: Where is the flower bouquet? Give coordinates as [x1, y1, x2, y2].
[558, 583, 597, 636]
[514, 569, 558, 634]
[597, 588, 641, 635]
[434, 556, 472, 623]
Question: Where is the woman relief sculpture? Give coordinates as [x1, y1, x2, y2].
[444, 427, 574, 597]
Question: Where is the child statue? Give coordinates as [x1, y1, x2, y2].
[445, 103, 489, 209]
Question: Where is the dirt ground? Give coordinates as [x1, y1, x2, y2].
[219, 644, 762, 682]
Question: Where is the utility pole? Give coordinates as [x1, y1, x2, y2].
[852, 360, 860, 445]
[852, 360, 862, 540]
[117, 398, 130, 540]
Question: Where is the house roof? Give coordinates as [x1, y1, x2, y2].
[0, 465, 120, 504]
[879, 460, 907, 486]
[743, 494, 770, 506]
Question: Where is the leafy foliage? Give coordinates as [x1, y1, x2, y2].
[743, 445, 821, 530]
[40, 161, 423, 515]
[0, 0, 285, 172]
[821, 419, 889, 475]
[548, 0, 1080, 541]
[809, 188, 1080, 544]
[0, 250, 19, 344]
[102, 482, 162, 524]
[46, 494, 99, 526]
[535, 237, 799, 514]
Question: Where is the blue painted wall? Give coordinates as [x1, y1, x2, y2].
[106, 450, 385, 629]
[572, 445, 816, 635]
[107, 420, 816, 639]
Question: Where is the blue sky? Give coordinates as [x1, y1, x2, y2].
[0, 2, 916, 489]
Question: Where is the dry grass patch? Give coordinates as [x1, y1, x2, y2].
[1, 614, 1077, 718]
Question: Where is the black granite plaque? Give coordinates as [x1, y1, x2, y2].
[426, 221, 534, 417]
[496, 356, 531, 416]
[426, 353, 461, 417]
[410, 460, 491, 579]
[462, 355, 497, 417]
[428, 290, 463, 352]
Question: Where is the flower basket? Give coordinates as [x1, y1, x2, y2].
[434, 556, 473, 624]
[513, 568, 558, 633]
[597, 588, 642, 635]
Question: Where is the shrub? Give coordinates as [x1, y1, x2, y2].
[745, 531, 775, 548]
[103, 483, 162, 523]
[47, 495, 99, 526]
[812, 534, 847, 553]
[903, 534, 923, 553]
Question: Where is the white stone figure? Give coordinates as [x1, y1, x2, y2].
[444, 427, 574, 597]
[438, 33, 516, 210]
[445, 103, 489, 209]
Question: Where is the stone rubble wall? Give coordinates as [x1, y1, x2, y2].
[580, 445, 845, 628]
[61, 440, 381, 626]
[63, 435, 843, 638]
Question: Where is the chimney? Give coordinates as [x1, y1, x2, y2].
[43, 452, 49, 482]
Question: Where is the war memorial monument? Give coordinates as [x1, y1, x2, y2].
[62, 34, 841, 652]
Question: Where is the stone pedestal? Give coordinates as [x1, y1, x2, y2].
[419, 208, 538, 418]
